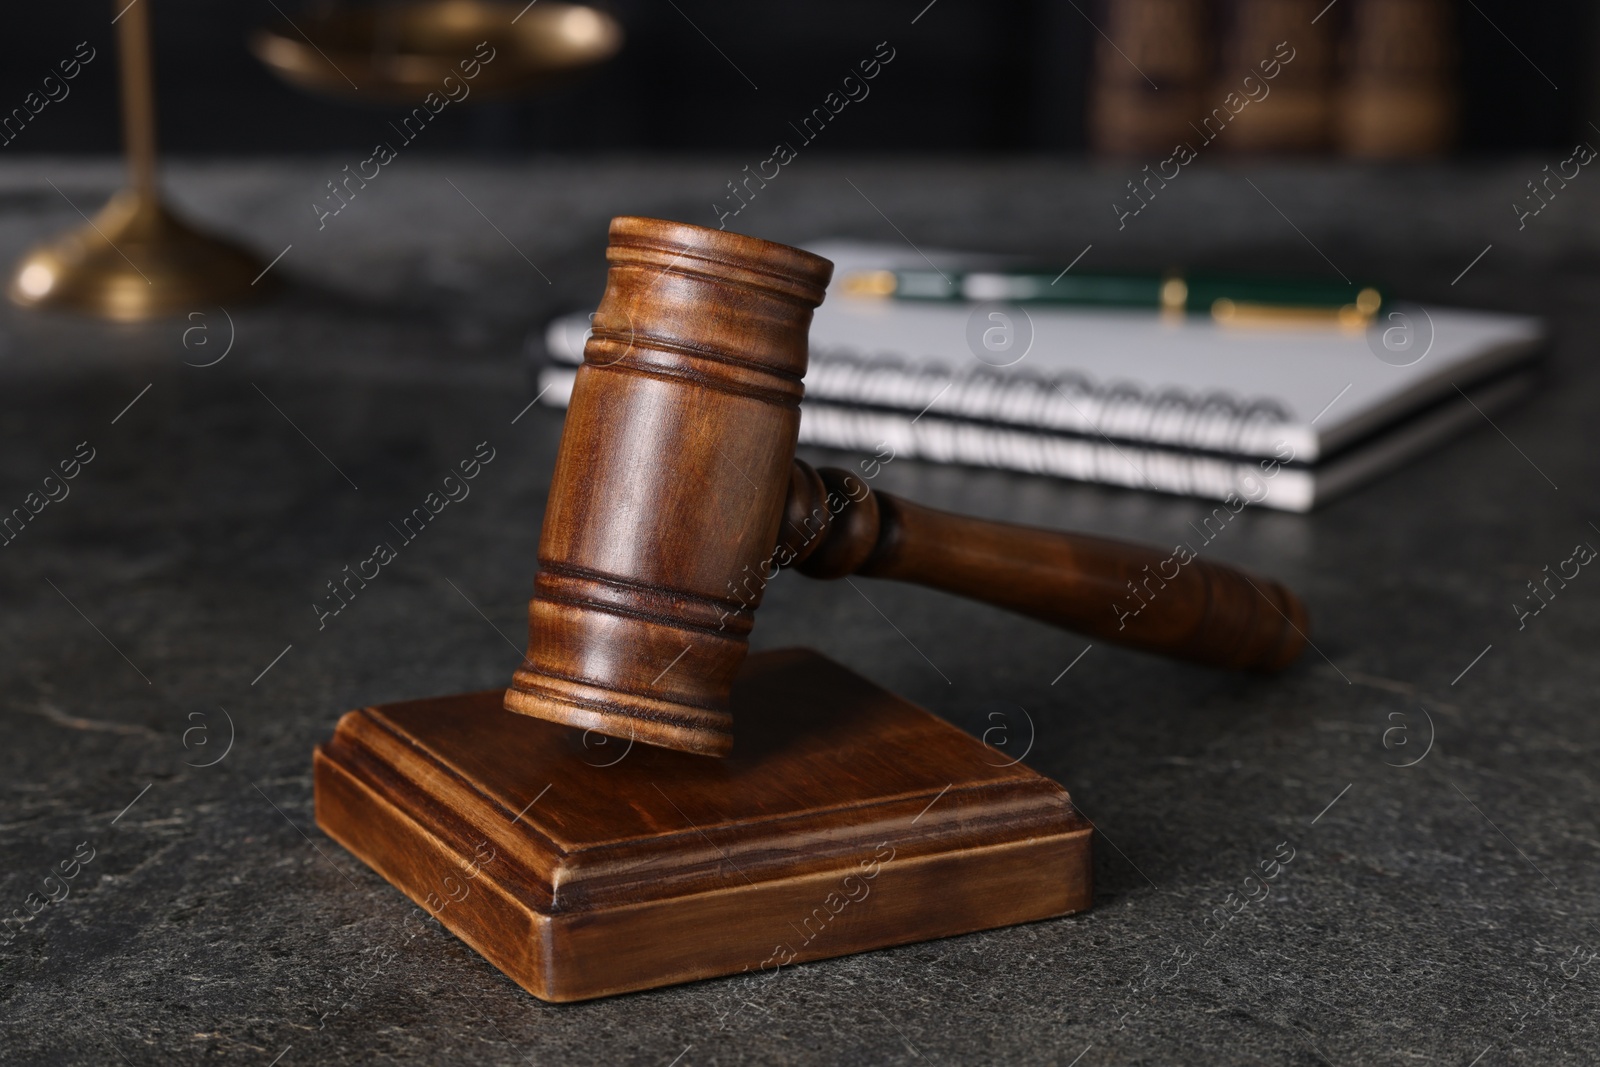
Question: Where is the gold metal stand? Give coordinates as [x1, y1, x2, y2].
[251, 1, 623, 104]
[10, 1, 269, 320]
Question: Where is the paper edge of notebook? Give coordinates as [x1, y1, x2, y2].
[1309, 370, 1537, 507]
[1314, 329, 1547, 458]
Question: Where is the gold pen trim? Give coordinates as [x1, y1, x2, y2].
[1212, 289, 1381, 332]
[841, 270, 898, 297]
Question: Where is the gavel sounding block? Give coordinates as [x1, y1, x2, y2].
[314, 649, 1092, 1002]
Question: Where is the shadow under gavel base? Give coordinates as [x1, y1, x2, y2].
[313, 649, 1092, 1002]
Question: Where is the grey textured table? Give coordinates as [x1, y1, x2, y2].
[2, 158, 1597, 1066]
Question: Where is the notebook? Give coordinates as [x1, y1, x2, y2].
[534, 242, 1546, 512]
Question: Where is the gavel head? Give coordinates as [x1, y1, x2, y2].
[504, 217, 834, 757]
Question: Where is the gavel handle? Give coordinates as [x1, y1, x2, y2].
[780, 462, 1308, 672]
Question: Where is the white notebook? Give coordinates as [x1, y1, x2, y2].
[535, 242, 1545, 512]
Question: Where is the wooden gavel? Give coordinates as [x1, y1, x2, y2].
[505, 217, 1308, 756]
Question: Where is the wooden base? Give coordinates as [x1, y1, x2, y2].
[314, 648, 1092, 1002]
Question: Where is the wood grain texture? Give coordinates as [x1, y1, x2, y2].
[504, 216, 834, 757]
[316, 648, 1092, 1003]
[504, 215, 1308, 757]
[782, 461, 1308, 672]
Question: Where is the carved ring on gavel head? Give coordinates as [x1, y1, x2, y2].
[504, 216, 1310, 757]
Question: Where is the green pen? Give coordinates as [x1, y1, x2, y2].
[842, 268, 1385, 328]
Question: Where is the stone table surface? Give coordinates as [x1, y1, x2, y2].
[0, 157, 1597, 1066]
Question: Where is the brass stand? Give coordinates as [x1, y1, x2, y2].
[9, 1, 268, 320]
[250, 2, 624, 104]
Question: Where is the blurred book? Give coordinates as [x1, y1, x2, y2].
[1336, 0, 1457, 157]
[1087, 0, 1457, 159]
[534, 242, 1545, 513]
[1216, 0, 1336, 153]
[1087, 0, 1211, 156]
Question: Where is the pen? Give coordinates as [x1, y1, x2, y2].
[842, 269, 1385, 327]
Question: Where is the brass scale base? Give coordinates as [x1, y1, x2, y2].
[9, 191, 267, 320]
[315, 649, 1092, 1002]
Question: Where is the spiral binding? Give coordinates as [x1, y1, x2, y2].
[532, 364, 1315, 510]
[537, 319, 1315, 508]
[803, 348, 1297, 459]
[794, 403, 1311, 507]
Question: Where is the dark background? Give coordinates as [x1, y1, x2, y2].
[0, 0, 1594, 158]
